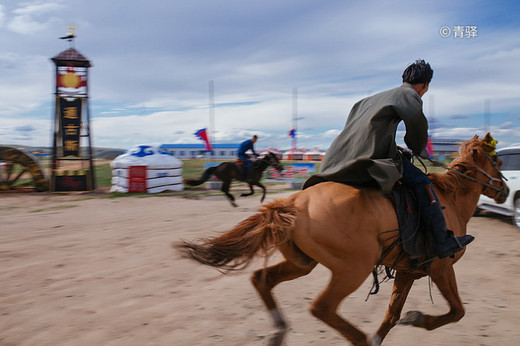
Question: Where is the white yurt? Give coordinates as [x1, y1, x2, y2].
[110, 145, 184, 193]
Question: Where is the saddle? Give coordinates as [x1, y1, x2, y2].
[236, 159, 250, 181]
[390, 183, 436, 260]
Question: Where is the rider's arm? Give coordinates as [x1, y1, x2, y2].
[394, 88, 428, 156]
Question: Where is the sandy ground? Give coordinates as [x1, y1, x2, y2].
[0, 188, 519, 346]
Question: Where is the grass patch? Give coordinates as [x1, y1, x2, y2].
[93, 163, 113, 187]
[0, 206, 23, 211]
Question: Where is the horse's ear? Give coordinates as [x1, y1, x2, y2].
[482, 133, 498, 155]
[472, 148, 482, 163]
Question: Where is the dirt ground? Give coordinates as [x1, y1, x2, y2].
[0, 188, 519, 346]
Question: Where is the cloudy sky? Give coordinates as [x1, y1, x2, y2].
[1, 0, 519, 151]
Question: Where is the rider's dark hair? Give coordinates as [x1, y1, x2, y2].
[402, 59, 433, 85]
[252, 135, 258, 139]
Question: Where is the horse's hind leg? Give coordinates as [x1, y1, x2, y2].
[239, 183, 254, 197]
[310, 271, 372, 346]
[251, 244, 317, 345]
[372, 271, 417, 345]
[399, 262, 465, 330]
[251, 259, 317, 326]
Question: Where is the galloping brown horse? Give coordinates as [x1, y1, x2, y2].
[177, 134, 508, 346]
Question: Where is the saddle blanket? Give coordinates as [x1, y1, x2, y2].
[391, 185, 436, 259]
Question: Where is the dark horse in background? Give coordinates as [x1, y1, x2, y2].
[184, 152, 284, 207]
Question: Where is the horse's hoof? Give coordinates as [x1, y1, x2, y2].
[231, 201, 238, 207]
[267, 328, 287, 346]
[370, 334, 382, 346]
[398, 310, 424, 326]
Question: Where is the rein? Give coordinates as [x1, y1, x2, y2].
[417, 155, 507, 194]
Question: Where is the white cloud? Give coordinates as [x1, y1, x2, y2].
[0, 0, 519, 151]
[0, 117, 51, 146]
[7, 1, 63, 34]
[12, 1, 63, 15]
[7, 14, 45, 34]
[0, 53, 52, 117]
[0, 5, 5, 27]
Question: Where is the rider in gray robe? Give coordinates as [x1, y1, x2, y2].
[304, 60, 474, 259]
[303, 83, 427, 194]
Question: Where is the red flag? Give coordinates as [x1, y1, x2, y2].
[426, 135, 434, 159]
[195, 128, 212, 151]
[288, 129, 296, 138]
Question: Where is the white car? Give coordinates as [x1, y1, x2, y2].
[476, 146, 520, 228]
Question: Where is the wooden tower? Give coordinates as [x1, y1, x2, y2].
[50, 28, 95, 191]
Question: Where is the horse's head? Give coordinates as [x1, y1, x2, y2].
[265, 152, 284, 172]
[453, 133, 509, 203]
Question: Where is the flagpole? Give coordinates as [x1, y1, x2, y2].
[292, 88, 297, 151]
[428, 95, 435, 159]
[429, 95, 435, 138]
[484, 99, 490, 132]
[209, 80, 215, 158]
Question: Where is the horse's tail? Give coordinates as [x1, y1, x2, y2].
[176, 199, 299, 272]
[183, 166, 217, 186]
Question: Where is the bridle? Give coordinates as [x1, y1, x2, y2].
[475, 153, 508, 194]
[266, 153, 283, 172]
[424, 151, 508, 196]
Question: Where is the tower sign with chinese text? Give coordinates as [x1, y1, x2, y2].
[50, 29, 95, 191]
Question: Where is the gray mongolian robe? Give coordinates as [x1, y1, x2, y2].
[303, 83, 428, 194]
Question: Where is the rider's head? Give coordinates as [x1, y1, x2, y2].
[252, 135, 258, 143]
[402, 59, 433, 98]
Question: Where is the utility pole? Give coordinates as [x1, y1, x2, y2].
[292, 88, 298, 151]
[429, 95, 435, 138]
[209, 80, 215, 156]
[484, 99, 490, 133]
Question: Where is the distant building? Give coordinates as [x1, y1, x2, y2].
[160, 139, 461, 161]
[431, 138, 463, 161]
[160, 143, 239, 159]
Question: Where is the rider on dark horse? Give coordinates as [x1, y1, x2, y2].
[237, 135, 260, 183]
[304, 60, 474, 259]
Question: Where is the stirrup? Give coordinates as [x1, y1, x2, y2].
[437, 234, 474, 259]
[452, 235, 463, 248]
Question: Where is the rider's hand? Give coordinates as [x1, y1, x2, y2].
[418, 148, 430, 159]
[397, 146, 413, 161]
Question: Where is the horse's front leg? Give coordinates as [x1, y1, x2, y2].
[255, 181, 266, 202]
[399, 261, 465, 330]
[372, 271, 417, 345]
[220, 180, 237, 207]
[239, 183, 255, 197]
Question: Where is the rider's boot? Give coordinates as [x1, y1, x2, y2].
[421, 184, 474, 258]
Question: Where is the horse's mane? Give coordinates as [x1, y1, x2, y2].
[252, 157, 265, 168]
[429, 136, 482, 197]
[253, 153, 277, 168]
